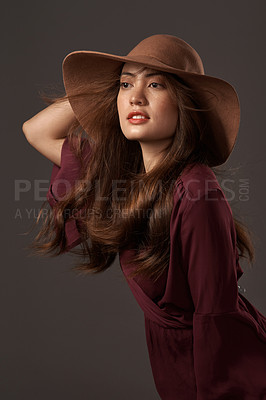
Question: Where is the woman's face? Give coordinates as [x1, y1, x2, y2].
[117, 63, 178, 144]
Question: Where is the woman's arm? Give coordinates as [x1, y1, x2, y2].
[176, 188, 266, 397]
[22, 99, 76, 167]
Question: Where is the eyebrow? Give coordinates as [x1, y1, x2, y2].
[120, 71, 164, 78]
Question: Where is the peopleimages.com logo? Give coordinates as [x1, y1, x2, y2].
[14, 177, 250, 221]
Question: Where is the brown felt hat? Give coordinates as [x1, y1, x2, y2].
[62, 34, 240, 167]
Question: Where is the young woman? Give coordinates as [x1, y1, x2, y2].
[23, 34, 266, 399]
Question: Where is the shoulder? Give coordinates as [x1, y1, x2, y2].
[172, 162, 232, 217]
[179, 162, 221, 198]
[173, 162, 222, 201]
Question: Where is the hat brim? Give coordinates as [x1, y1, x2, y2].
[62, 50, 240, 167]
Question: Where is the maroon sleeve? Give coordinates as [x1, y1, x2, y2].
[179, 188, 266, 398]
[180, 188, 239, 314]
[46, 136, 91, 251]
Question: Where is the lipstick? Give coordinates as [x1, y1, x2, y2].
[127, 110, 150, 124]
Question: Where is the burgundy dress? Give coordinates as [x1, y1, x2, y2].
[47, 137, 266, 400]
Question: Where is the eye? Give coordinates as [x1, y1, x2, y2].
[119, 81, 164, 89]
[149, 82, 163, 88]
[119, 82, 131, 89]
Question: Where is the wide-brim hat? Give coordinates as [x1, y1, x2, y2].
[62, 34, 240, 167]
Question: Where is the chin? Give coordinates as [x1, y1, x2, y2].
[122, 133, 147, 141]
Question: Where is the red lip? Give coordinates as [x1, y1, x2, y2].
[127, 111, 150, 119]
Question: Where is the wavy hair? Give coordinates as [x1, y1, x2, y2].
[27, 64, 255, 282]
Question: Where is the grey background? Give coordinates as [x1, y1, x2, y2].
[1, 0, 265, 399]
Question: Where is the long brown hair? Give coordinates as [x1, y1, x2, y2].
[27, 64, 255, 282]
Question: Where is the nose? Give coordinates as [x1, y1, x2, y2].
[130, 87, 148, 105]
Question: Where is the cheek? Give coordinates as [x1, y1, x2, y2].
[166, 98, 178, 125]
[159, 101, 178, 130]
[116, 94, 121, 115]
[116, 94, 126, 130]
[169, 108, 179, 128]
[117, 93, 126, 120]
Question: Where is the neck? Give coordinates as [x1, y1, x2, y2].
[139, 139, 172, 172]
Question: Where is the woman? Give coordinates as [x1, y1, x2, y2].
[23, 34, 266, 399]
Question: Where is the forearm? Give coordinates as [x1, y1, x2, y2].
[22, 99, 76, 143]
